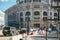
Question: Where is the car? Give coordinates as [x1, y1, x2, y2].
[2, 27, 12, 36]
[20, 28, 27, 34]
[53, 27, 57, 31]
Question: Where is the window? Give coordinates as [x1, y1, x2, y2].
[20, 12, 23, 16]
[50, 12, 52, 16]
[43, 17, 48, 21]
[19, 1, 23, 4]
[33, 0, 41, 2]
[39, 0, 41, 2]
[34, 5, 40, 8]
[8, 13, 16, 20]
[26, 5, 30, 10]
[43, 11, 47, 16]
[34, 24, 40, 27]
[25, 11, 31, 16]
[20, 23, 23, 28]
[25, 0, 31, 3]
[34, 11, 40, 15]
[54, 13, 57, 16]
[34, 17, 40, 22]
[20, 6, 23, 10]
[54, 18, 57, 21]
[25, 17, 30, 22]
[33, 0, 38, 2]
[43, 5, 49, 9]
[20, 18, 23, 22]
[46, 0, 49, 3]
[41, 0, 46, 2]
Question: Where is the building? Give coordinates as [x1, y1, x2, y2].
[0, 10, 5, 29]
[5, 0, 58, 28]
[16, 0, 58, 28]
[5, 5, 19, 29]
[51, 0, 60, 23]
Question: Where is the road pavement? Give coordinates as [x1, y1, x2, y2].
[27, 36, 59, 40]
[0, 31, 59, 40]
[0, 36, 11, 40]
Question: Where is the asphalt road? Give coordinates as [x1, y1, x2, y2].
[0, 36, 11, 40]
[28, 36, 59, 40]
[0, 31, 59, 40]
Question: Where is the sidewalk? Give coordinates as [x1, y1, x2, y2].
[58, 33, 60, 40]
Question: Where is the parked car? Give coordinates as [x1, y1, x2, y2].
[2, 27, 12, 36]
[20, 28, 27, 34]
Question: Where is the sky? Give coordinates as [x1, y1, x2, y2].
[0, 0, 16, 11]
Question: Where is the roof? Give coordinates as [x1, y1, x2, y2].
[5, 4, 18, 14]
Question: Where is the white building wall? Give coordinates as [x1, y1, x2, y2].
[5, 14, 8, 27]
[0, 11, 5, 29]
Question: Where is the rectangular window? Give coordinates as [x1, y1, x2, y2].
[33, 0, 38, 2]
[19, 1, 23, 4]
[20, 18, 23, 22]
[43, 17, 47, 21]
[54, 18, 57, 21]
[20, 12, 23, 16]
[34, 24, 40, 27]
[43, 5, 49, 9]
[20, 23, 23, 28]
[50, 12, 52, 16]
[25, 0, 31, 3]
[39, 0, 41, 2]
[25, 17, 30, 22]
[34, 5, 40, 8]
[33, 0, 41, 2]
[41, 0, 46, 2]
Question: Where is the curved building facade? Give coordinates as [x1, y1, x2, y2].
[0, 11, 5, 29]
[5, 5, 19, 28]
[17, 0, 58, 28]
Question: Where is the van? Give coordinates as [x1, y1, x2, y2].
[2, 27, 12, 36]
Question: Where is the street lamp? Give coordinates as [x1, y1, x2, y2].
[26, 13, 30, 35]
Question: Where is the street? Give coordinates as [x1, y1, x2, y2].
[0, 36, 11, 40]
[27, 36, 59, 40]
[0, 35, 59, 40]
[0, 30, 59, 40]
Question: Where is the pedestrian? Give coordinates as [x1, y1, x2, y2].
[48, 28, 52, 33]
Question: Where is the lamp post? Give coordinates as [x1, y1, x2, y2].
[26, 15, 30, 35]
[45, 20, 49, 40]
[27, 18, 29, 35]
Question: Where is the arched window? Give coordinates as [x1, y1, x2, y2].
[34, 11, 40, 15]
[54, 13, 57, 16]
[43, 11, 47, 16]
[25, 11, 31, 16]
